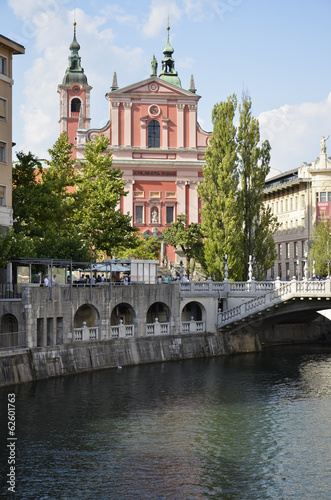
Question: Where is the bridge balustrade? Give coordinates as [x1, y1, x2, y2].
[146, 320, 170, 336]
[182, 320, 205, 333]
[110, 322, 135, 338]
[73, 323, 99, 341]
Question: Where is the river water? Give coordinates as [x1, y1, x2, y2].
[1, 344, 331, 499]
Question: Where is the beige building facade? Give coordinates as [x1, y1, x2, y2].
[0, 34, 24, 233]
[264, 138, 331, 280]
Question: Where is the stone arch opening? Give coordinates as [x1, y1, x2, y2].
[111, 303, 136, 325]
[181, 301, 204, 322]
[74, 304, 99, 328]
[0, 314, 19, 348]
[147, 302, 170, 323]
[71, 97, 81, 113]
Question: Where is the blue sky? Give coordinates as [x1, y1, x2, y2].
[4, 0, 331, 173]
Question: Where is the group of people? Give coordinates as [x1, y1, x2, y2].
[43, 274, 56, 287]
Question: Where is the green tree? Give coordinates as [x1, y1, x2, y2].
[309, 219, 331, 277]
[74, 134, 138, 258]
[237, 96, 278, 280]
[117, 235, 160, 260]
[11, 136, 91, 262]
[198, 95, 240, 280]
[162, 214, 204, 278]
[198, 94, 277, 281]
[12, 151, 43, 237]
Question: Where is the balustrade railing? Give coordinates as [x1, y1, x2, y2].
[146, 321, 170, 336]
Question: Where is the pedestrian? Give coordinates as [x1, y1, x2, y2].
[44, 275, 49, 287]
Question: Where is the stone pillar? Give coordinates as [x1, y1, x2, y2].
[161, 116, 169, 149]
[140, 117, 148, 147]
[176, 180, 186, 216]
[111, 101, 120, 145]
[188, 104, 197, 148]
[177, 104, 185, 148]
[188, 181, 199, 223]
[124, 101, 132, 146]
[123, 179, 134, 221]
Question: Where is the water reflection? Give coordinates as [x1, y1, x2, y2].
[0, 345, 331, 499]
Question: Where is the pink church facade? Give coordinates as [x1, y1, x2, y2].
[58, 25, 211, 263]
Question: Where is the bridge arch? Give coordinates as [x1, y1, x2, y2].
[74, 304, 100, 328]
[147, 302, 170, 323]
[0, 313, 19, 348]
[111, 303, 136, 325]
[181, 301, 205, 322]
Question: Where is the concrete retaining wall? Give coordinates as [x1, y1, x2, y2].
[0, 331, 260, 388]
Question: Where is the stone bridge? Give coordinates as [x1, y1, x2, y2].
[0, 278, 331, 350]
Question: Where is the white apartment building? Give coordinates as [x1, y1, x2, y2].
[264, 137, 331, 280]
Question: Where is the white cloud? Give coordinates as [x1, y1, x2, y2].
[100, 5, 138, 26]
[8, 3, 146, 158]
[259, 93, 331, 172]
[142, 0, 182, 38]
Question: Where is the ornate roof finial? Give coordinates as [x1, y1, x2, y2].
[159, 22, 182, 88]
[189, 74, 196, 93]
[320, 135, 329, 155]
[150, 55, 158, 77]
[62, 22, 88, 86]
[111, 71, 118, 91]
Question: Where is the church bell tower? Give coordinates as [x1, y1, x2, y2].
[57, 22, 92, 148]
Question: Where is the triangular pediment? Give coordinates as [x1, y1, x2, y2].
[107, 77, 199, 99]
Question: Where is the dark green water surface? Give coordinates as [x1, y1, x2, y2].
[1, 344, 331, 499]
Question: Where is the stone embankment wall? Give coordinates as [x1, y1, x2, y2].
[0, 331, 260, 388]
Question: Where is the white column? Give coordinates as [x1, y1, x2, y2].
[188, 104, 197, 148]
[123, 179, 134, 221]
[124, 102, 132, 146]
[177, 104, 185, 148]
[140, 117, 148, 147]
[111, 101, 120, 146]
[176, 180, 186, 215]
[161, 116, 169, 149]
[188, 182, 199, 222]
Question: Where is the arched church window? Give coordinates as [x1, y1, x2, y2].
[71, 98, 81, 113]
[148, 120, 160, 148]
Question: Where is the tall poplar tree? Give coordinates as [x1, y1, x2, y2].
[237, 96, 278, 280]
[198, 95, 241, 280]
[198, 94, 277, 281]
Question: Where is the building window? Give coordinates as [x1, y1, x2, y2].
[294, 196, 298, 210]
[148, 120, 160, 147]
[286, 243, 290, 259]
[150, 191, 160, 198]
[275, 201, 278, 214]
[290, 197, 293, 211]
[0, 142, 6, 163]
[278, 244, 282, 259]
[133, 191, 144, 198]
[286, 262, 290, 279]
[285, 198, 288, 212]
[0, 98, 6, 120]
[135, 206, 144, 224]
[278, 263, 282, 279]
[0, 56, 7, 76]
[151, 207, 159, 223]
[71, 98, 81, 113]
[166, 206, 174, 224]
[320, 192, 327, 202]
[301, 194, 305, 208]
[294, 241, 298, 257]
[0, 185, 5, 206]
